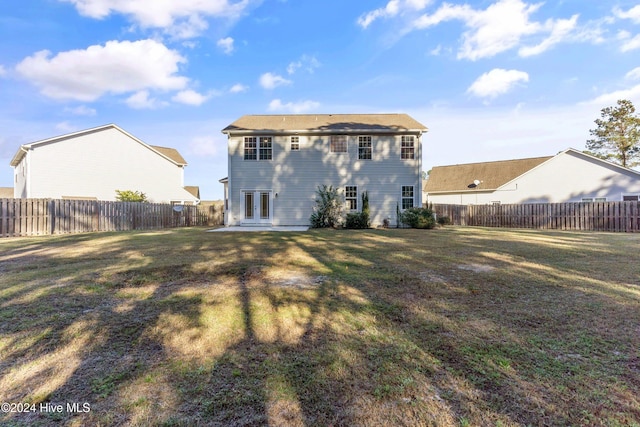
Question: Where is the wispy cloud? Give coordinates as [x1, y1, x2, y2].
[267, 99, 319, 113]
[467, 68, 529, 99]
[125, 90, 167, 109]
[259, 72, 291, 89]
[359, 0, 587, 60]
[229, 83, 249, 93]
[287, 54, 320, 75]
[64, 105, 97, 116]
[217, 37, 234, 54]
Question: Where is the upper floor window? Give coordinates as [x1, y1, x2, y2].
[401, 136, 415, 159]
[623, 195, 639, 201]
[331, 135, 347, 153]
[291, 136, 300, 151]
[345, 186, 357, 210]
[358, 136, 372, 160]
[244, 136, 273, 160]
[259, 137, 272, 160]
[244, 137, 257, 160]
[402, 185, 414, 209]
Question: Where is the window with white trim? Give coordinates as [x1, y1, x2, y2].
[291, 136, 300, 151]
[259, 137, 272, 160]
[244, 137, 257, 160]
[401, 136, 415, 159]
[401, 186, 414, 209]
[345, 186, 357, 210]
[622, 195, 639, 201]
[358, 136, 372, 160]
[331, 135, 347, 153]
[582, 197, 607, 202]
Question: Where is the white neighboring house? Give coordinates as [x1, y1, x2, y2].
[424, 148, 640, 205]
[221, 114, 427, 227]
[10, 124, 199, 204]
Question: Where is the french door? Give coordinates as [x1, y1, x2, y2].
[242, 190, 272, 224]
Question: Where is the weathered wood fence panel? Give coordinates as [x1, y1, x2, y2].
[0, 198, 224, 238]
[433, 202, 640, 232]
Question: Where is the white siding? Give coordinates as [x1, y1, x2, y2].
[227, 133, 422, 226]
[426, 150, 640, 204]
[24, 127, 196, 203]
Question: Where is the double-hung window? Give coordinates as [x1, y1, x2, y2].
[401, 136, 415, 159]
[244, 137, 257, 160]
[259, 137, 272, 160]
[402, 186, 414, 209]
[345, 186, 357, 210]
[358, 136, 372, 160]
[331, 135, 347, 153]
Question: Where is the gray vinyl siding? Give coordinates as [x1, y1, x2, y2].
[227, 133, 422, 226]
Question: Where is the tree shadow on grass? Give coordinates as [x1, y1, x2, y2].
[1, 228, 639, 426]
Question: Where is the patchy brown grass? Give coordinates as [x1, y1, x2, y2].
[0, 227, 639, 426]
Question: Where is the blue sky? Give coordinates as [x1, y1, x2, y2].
[1, 0, 640, 200]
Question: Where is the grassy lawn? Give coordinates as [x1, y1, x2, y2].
[0, 226, 639, 426]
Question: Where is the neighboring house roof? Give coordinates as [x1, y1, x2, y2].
[151, 145, 187, 165]
[222, 114, 428, 134]
[0, 187, 13, 198]
[9, 124, 188, 167]
[425, 148, 640, 194]
[424, 155, 553, 193]
[218, 177, 228, 184]
[184, 186, 200, 199]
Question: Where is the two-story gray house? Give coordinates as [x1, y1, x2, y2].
[220, 114, 428, 227]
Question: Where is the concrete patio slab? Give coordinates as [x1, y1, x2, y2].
[207, 226, 309, 232]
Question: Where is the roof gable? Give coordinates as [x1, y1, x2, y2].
[10, 124, 187, 167]
[222, 114, 428, 134]
[425, 156, 553, 193]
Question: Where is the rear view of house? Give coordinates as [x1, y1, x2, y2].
[10, 124, 199, 204]
[221, 114, 427, 227]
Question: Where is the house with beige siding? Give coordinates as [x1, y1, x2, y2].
[10, 124, 199, 204]
[424, 148, 640, 205]
[221, 114, 427, 226]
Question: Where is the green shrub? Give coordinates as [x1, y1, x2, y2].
[116, 190, 148, 202]
[400, 207, 436, 229]
[345, 212, 368, 229]
[437, 215, 452, 225]
[310, 185, 343, 228]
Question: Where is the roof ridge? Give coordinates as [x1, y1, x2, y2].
[434, 155, 553, 169]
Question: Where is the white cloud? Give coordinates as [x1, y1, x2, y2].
[172, 89, 210, 106]
[259, 72, 291, 89]
[364, 0, 582, 60]
[614, 5, 640, 24]
[519, 15, 578, 57]
[55, 121, 77, 133]
[626, 67, 640, 81]
[189, 136, 219, 157]
[125, 90, 167, 109]
[0, 65, 6, 76]
[217, 37, 234, 54]
[64, 105, 97, 116]
[621, 34, 640, 52]
[287, 54, 320, 75]
[229, 83, 248, 93]
[467, 68, 529, 98]
[16, 39, 188, 102]
[268, 99, 320, 113]
[357, 0, 430, 28]
[60, 0, 253, 39]
[584, 84, 640, 106]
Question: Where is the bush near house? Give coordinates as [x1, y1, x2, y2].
[310, 185, 343, 228]
[345, 191, 371, 229]
[400, 207, 436, 229]
[115, 190, 148, 202]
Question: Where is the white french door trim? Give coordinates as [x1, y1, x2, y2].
[240, 189, 273, 225]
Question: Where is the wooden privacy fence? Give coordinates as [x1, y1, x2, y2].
[0, 198, 223, 238]
[433, 202, 640, 232]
